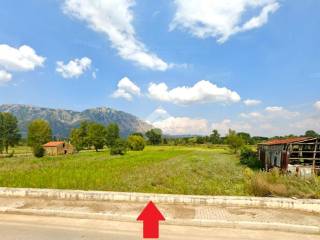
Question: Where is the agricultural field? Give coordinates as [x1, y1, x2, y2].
[0, 145, 319, 198]
[0, 146, 247, 196]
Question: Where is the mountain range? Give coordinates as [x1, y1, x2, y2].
[0, 104, 153, 138]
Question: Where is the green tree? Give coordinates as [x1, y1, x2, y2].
[131, 132, 144, 138]
[105, 123, 120, 147]
[209, 129, 221, 144]
[0, 112, 20, 153]
[237, 132, 252, 145]
[110, 138, 127, 155]
[27, 119, 52, 151]
[88, 123, 106, 151]
[226, 129, 245, 153]
[128, 135, 145, 151]
[145, 128, 162, 145]
[69, 128, 83, 151]
[196, 136, 205, 144]
[69, 121, 91, 151]
[305, 130, 318, 138]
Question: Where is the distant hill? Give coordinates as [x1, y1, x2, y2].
[0, 104, 153, 138]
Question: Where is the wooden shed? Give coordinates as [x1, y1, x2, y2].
[258, 137, 320, 176]
[43, 141, 74, 156]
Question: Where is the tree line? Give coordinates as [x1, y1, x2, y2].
[0, 111, 319, 157]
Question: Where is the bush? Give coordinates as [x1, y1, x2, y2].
[240, 146, 260, 169]
[225, 129, 245, 153]
[33, 145, 45, 158]
[110, 139, 128, 155]
[244, 168, 320, 198]
[128, 135, 145, 151]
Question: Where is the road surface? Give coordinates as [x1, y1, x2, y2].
[0, 214, 319, 240]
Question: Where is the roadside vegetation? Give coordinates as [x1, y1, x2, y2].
[0, 112, 319, 198]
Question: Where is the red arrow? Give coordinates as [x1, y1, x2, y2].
[137, 201, 165, 239]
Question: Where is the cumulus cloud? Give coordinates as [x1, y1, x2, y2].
[211, 119, 252, 136]
[240, 106, 299, 121]
[243, 99, 261, 106]
[236, 105, 311, 136]
[148, 80, 240, 105]
[112, 77, 141, 101]
[170, 0, 280, 43]
[314, 101, 320, 111]
[63, 0, 171, 71]
[56, 57, 92, 78]
[240, 112, 263, 119]
[0, 44, 45, 71]
[153, 117, 209, 135]
[264, 106, 299, 118]
[146, 107, 171, 123]
[0, 70, 12, 85]
[147, 107, 209, 135]
[290, 115, 320, 133]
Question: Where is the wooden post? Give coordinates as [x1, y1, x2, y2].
[313, 139, 318, 175]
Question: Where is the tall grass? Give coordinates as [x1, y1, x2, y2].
[244, 168, 320, 198]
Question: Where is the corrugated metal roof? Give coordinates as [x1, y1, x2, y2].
[43, 141, 65, 147]
[259, 137, 312, 146]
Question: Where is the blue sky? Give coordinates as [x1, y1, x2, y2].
[0, 0, 319, 136]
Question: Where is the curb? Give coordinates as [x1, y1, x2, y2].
[0, 208, 319, 235]
[0, 187, 319, 213]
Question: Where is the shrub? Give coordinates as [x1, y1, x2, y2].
[128, 135, 145, 151]
[244, 168, 320, 198]
[110, 139, 128, 155]
[33, 145, 45, 158]
[225, 129, 244, 153]
[7, 150, 14, 158]
[240, 146, 260, 169]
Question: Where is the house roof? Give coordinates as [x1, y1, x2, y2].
[43, 141, 65, 147]
[259, 137, 313, 146]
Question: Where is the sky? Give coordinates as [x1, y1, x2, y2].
[0, 0, 319, 137]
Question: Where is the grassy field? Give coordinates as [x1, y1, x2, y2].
[1, 145, 319, 198]
[0, 146, 247, 196]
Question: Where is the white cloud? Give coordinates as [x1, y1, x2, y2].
[265, 106, 299, 118]
[211, 119, 252, 136]
[147, 107, 209, 135]
[243, 99, 261, 106]
[63, 0, 171, 71]
[92, 71, 97, 79]
[154, 117, 209, 135]
[0, 70, 12, 85]
[265, 106, 283, 112]
[146, 107, 171, 123]
[240, 112, 263, 119]
[314, 101, 320, 111]
[112, 76, 141, 101]
[56, 57, 92, 78]
[240, 106, 299, 121]
[148, 80, 240, 105]
[236, 106, 308, 136]
[170, 0, 280, 43]
[0, 44, 45, 73]
[290, 115, 320, 133]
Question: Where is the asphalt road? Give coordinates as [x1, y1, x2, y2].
[0, 214, 319, 240]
